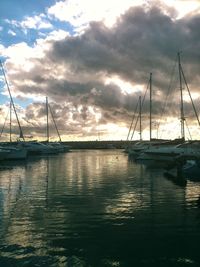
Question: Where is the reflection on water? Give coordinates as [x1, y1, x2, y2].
[0, 150, 200, 266]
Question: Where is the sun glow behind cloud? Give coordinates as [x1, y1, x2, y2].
[105, 76, 144, 95]
[163, 0, 200, 18]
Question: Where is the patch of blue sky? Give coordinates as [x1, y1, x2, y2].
[13, 97, 33, 108]
[1, 0, 72, 46]
[1, 18, 75, 48]
[50, 20, 75, 35]
[0, 79, 9, 105]
[0, 90, 33, 109]
[0, 94, 10, 105]
[0, 0, 56, 21]
[0, 25, 28, 47]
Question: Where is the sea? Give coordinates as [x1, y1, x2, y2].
[0, 149, 200, 267]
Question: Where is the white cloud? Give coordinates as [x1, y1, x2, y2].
[4, 19, 19, 27]
[105, 75, 144, 95]
[5, 14, 53, 31]
[48, 0, 141, 28]
[1, 42, 43, 67]
[0, 44, 5, 54]
[0, 28, 69, 100]
[20, 14, 53, 30]
[8, 29, 16, 36]
[48, 0, 200, 31]
[1, 28, 68, 66]
[45, 29, 70, 41]
[163, 0, 200, 18]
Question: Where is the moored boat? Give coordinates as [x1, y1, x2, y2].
[0, 145, 27, 160]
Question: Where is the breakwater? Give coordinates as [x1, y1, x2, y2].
[62, 140, 135, 149]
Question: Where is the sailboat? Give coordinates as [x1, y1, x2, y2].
[136, 52, 200, 168]
[127, 73, 164, 158]
[21, 97, 58, 155]
[0, 60, 27, 160]
[45, 97, 70, 153]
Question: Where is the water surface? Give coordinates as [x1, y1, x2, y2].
[0, 150, 200, 266]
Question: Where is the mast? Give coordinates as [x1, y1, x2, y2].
[46, 96, 49, 142]
[131, 96, 141, 140]
[131, 78, 149, 140]
[127, 98, 139, 140]
[48, 103, 62, 142]
[0, 60, 25, 141]
[180, 65, 200, 128]
[139, 95, 142, 140]
[149, 72, 152, 140]
[178, 52, 185, 140]
[10, 101, 12, 142]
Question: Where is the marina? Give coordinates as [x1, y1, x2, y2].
[1, 1, 200, 266]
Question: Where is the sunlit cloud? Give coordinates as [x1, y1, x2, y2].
[163, 0, 200, 18]
[48, 0, 143, 29]
[105, 76, 145, 95]
[48, 0, 200, 32]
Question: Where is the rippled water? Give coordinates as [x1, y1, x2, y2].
[0, 149, 200, 266]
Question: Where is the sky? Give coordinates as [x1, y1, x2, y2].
[0, 0, 200, 141]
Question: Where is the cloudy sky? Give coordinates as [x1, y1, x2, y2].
[0, 0, 200, 141]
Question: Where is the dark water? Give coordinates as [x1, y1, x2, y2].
[0, 150, 200, 267]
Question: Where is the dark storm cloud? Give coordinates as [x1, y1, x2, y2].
[49, 6, 200, 88]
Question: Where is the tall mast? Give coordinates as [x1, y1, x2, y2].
[178, 52, 185, 140]
[10, 101, 12, 142]
[149, 72, 152, 140]
[0, 60, 25, 141]
[48, 103, 62, 142]
[46, 96, 49, 142]
[131, 96, 140, 140]
[127, 98, 139, 140]
[139, 95, 142, 141]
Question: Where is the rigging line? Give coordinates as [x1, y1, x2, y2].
[157, 56, 177, 138]
[0, 60, 25, 141]
[131, 79, 150, 140]
[180, 65, 200, 128]
[0, 106, 9, 138]
[178, 52, 185, 140]
[46, 97, 49, 142]
[185, 119, 192, 140]
[48, 103, 62, 142]
[127, 98, 139, 140]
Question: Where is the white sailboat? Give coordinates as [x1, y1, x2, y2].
[0, 60, 27, 160]
[46, 97, 70, 153]
[21, 97, 58, 155]
[136, 53, 200, 167]
[23, 97, 69, 155]
[127, 73, 157, 158]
